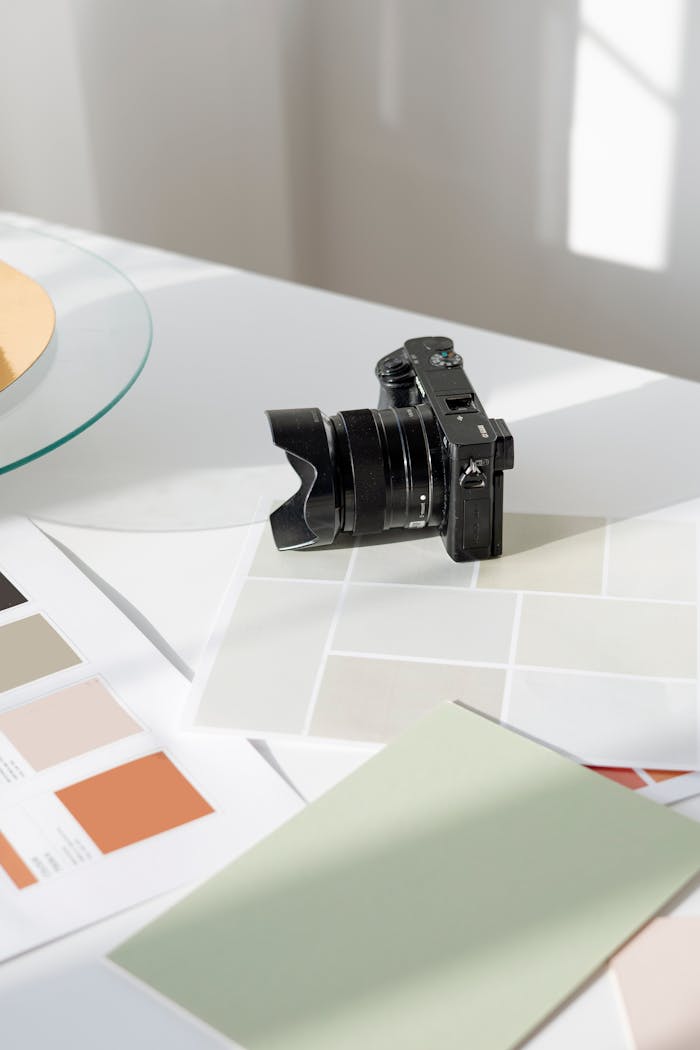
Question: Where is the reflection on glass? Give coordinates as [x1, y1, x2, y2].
[567, 0, 686, 271]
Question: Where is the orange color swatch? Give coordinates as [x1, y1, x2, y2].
[56, 752, 214, 854]
[0, 831, 37, 888]
[587, 766, 646, 789]
[646, 769, 690, 783]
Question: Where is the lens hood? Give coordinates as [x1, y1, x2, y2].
[265, 408, 339, 549]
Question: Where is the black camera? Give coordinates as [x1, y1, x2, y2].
[265, 336, 513, 561]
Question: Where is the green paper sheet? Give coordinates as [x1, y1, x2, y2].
[111, 704, 700, 1050]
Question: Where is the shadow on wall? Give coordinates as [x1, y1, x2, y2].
[1, 1, 699, 377]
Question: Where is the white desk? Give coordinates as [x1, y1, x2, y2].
[2, 214, 700, 1049]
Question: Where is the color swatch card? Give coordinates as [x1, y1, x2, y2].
[0, 515, 302, 960]
[610, 917, 700, 1050]
[111, 703, 700, 1050]
[184, 507, 700, 769]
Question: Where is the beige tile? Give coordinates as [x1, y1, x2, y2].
[249, 522, 354, 581]
[607, 519, 696, 601]
[196, 579, 341, 733]
[509, 670, 697, 767]
[334, 584, 516, 663]
[311, 656, 505, 743]
[352, 532, 473, 587]
[477, 514, 606, 594]
[516, 594, 697, 679]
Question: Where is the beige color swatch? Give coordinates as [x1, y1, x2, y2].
[250, 523, 354, 581]
[196, 579, 341, 733]
[607, 519, 697, 602]
[0, 679, 141, 771]
[334, 584, 516, 663]
[611, 917, 700, 1050]
[516, 595, 696, 678]
[0, 614, 81, 693]
[311, 655, 504, 742]
[352, 533, 473, 587]
[477, 514, 606, 594]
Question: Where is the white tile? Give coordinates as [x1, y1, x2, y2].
[352, 532, 473, 587]
[607, 519, 696, 601]
[249, 522, 354, 581]
[517, 595, 697, 679]
[334, 584, 516, 663]
[196, 579, 341, 733]
[508, 670, 697, 767]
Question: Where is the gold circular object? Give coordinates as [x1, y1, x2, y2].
[0, 260, 56, 395]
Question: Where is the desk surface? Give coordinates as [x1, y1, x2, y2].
[2, 213, 700, 1049]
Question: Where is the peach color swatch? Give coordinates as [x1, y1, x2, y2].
[0, 679, 141, 771]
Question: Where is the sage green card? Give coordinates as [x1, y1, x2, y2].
[111, 704, 700, 1050]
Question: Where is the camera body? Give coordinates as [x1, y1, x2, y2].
[375, 337, 513, 560]
[265, 336, 513, 562]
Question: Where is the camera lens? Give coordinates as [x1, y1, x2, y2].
[266, 404, 445, 550]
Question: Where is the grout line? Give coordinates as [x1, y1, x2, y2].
[500, 592, 524, 724]
[470, 559, 480, 589]
[600, 518, 612, 596]
[327, 648, 696, 685]
[302, 540, 360, 736]
[244, 575, 695, 606]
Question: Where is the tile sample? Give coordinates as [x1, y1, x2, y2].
[56, 753, 213, 854]
[334, 584, 515, 663]
[477, 514, 606, 594]
[197, 579, 341, 733]
[310, 655, 504, 742]
[0, 614, 81, 693]
[250, 523, 354, 581]
[0, 679, 141, 772]
[611, 917, 700, 1050]
[352, 532, 473, 587]
[0, 572, 26, 612]
[509, 671, 697, 768]
[112, 704, 700, 1050]
[607, 518, 697, 601]
[516, 595, 696, 678]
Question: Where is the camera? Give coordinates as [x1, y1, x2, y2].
[265, 336, 513, 561]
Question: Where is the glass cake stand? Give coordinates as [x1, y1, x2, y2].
[0, 223, 152, 475]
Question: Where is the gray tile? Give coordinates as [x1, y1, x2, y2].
[477, 514, 606, 594]
[311, 655, 505, 743]
[352, 532, 473, 587]
[334, 585, 516, 663]
[516, 594, 697, 679]
[196, 579, 341, 733]
[607, 519, 697, 601]
[0, 614, 81, 693]
[249, 522, 354, 581]
[508, 670, 697, 768]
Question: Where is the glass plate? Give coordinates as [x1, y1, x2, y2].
[0, 223, 151, 474]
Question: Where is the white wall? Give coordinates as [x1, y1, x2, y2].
[1, 0, 699, 378]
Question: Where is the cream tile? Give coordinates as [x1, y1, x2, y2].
[516, 595, 697, 679]
[477, 514, 606, 594]
[311, 656, 505, 742]
[196, 579, 341, 733]
[249, 522, 354, 581]
[508, 669, 697, 767]
[607, 519, 697, 601]
[352, 532, 473, 587]
[334, 584, 516, 663]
